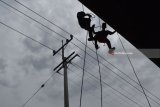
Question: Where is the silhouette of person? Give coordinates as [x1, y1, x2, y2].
[94, 23, 116, 54]
[77, 11, 95, 41]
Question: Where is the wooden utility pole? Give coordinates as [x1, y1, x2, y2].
[53, 35, 79, 107]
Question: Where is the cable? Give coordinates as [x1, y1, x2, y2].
[96, 50, 103, 107]
[0, 21, 53, 51]
[14, 0, 72, 36]
[0, 0, 66, 40]
[0, 3, 61, 42]
[79, 32, 88, 107]
[22, 71, 57, 107]
[117, 33, 152, 107]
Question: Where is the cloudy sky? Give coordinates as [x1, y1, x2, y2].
[0, 0, 160, 107]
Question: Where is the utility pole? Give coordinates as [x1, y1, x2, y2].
[62, 40, 69, 107]
[53, 35, 79, 107]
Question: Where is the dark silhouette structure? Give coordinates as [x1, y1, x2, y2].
[77, 11, 95, 41]
[79, 0, 160, 67]
[94, 23, 116, 54]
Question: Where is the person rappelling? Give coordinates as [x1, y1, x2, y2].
[94, 23, 116, 54]
[77, 11, 116, 54]
[77, 11, 95, 41]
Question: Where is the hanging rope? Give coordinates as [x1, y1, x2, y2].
[95, 17, 103, 107]
[79, 32, 88, 107]
[96, 50, 103, 107]
[117, 32, 152, 107]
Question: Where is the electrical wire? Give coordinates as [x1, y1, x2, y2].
[117, 32, 152, 107]
[0, 21, 53, 51]
[22, 71, 57, 107]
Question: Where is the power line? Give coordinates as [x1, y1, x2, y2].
[14, 0, 72, 36]
[117, 33, 152, 107]
[21, 71, 57, 107]
[0, 0, 66, 40]
[0, 21, 53, 51]
[0, 3, 61, 42]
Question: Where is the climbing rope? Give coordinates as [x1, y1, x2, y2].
[96, 50, 103, 107]
[79, 32, 88, 107]
[117, 32, 152, 107]
[96, 17, 103, 107]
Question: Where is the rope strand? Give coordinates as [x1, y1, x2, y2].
[79, 32, 88, 107]
[96, 50, 103, 107]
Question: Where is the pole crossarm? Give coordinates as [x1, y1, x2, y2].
[54, 51, 75, 71]
[53, 35, 73, 56]
[54, 54, 79, 74]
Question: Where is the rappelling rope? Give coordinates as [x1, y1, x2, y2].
[96, 49, 103, 107]
[96, 17, 103, 107]
[79, 32, 88, 107]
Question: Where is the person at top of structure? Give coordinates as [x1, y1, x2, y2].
[77, 11, 95, 41]
[94, 23, 116, 54]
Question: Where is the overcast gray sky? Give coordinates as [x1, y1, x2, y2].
[0, 0, 160, 107]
